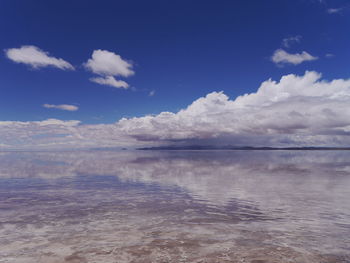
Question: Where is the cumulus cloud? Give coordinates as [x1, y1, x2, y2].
[117, 71, 350, 146]
[90, 76, 129, 89]
[2, 71, 350, 149]
[84, 50, 134, 77]
[271, 49, 318, 65]
[43, 104, 79, 111]
[282, 35, 302, 48]
[5, 45, 74, 70]
[84, 49, 134, 89]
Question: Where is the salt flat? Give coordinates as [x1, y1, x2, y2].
[0, 150, 349, 263]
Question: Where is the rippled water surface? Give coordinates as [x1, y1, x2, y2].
[0, 150, 350, 263]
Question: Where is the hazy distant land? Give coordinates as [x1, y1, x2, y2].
[139, 145, 350, 151]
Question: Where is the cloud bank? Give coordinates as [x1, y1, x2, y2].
[2, 71, 350, 149]
[117, 71, 350, 146]
[5, 45, 74, 70]
[271, 49, 318, 65]
[84, 49, 134, 89]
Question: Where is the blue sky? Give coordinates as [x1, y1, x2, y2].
[1, 0, 350, 148]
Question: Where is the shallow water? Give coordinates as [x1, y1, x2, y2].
[0, 150, 349, 262]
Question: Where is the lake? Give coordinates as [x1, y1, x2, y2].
[0, 150, 349, 263]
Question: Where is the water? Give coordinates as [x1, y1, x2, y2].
[0, 150, 349, 263]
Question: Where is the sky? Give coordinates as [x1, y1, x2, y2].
[1, 0, 350, 149]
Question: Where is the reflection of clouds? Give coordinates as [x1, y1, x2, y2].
[1, 150, 350, 210]
[113, 152, 350, 224]
[0, 152, 76, 179]
[1, 150, 350, 256]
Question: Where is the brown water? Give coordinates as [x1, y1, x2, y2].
[0, 150, 349, 263]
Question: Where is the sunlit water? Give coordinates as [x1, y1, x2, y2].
[0, 150, 349, 263]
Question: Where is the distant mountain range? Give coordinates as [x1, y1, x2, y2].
[138, 145, 350, 151]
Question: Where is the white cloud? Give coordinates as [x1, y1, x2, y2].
[116, 71, 350, 146]
[0, 118, 137, 150]
[149, 90, 155, 96]
[5, 45, 74, 70]
[271, 49, 318, 65]
[0, 118, 80, 148]
[43, 104, 79, 111]
[90, 76, 129, 89]
[36, 119, 81, 126]
[0, 119, 80, 127]
[84, 49, 134, 77]
[282, 35, 302, 48]
[327, 8, 342, 14]
[84, 49, 134, 89]
[325, 53, 334, 58]
[3, 71, 350, 149]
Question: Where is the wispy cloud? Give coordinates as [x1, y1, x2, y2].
[282, 35, 302, 48]
[327, 7, 343, 14]
[149, 90, 156, 96]
[271, 49, 318, 65]
[0, 119, 80, 127]
[90, 76, 129, 89]
[43, 104, 78, 111]
[5, 45, 74, 70]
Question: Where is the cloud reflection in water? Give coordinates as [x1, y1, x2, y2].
[0, 150, 349, 262]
